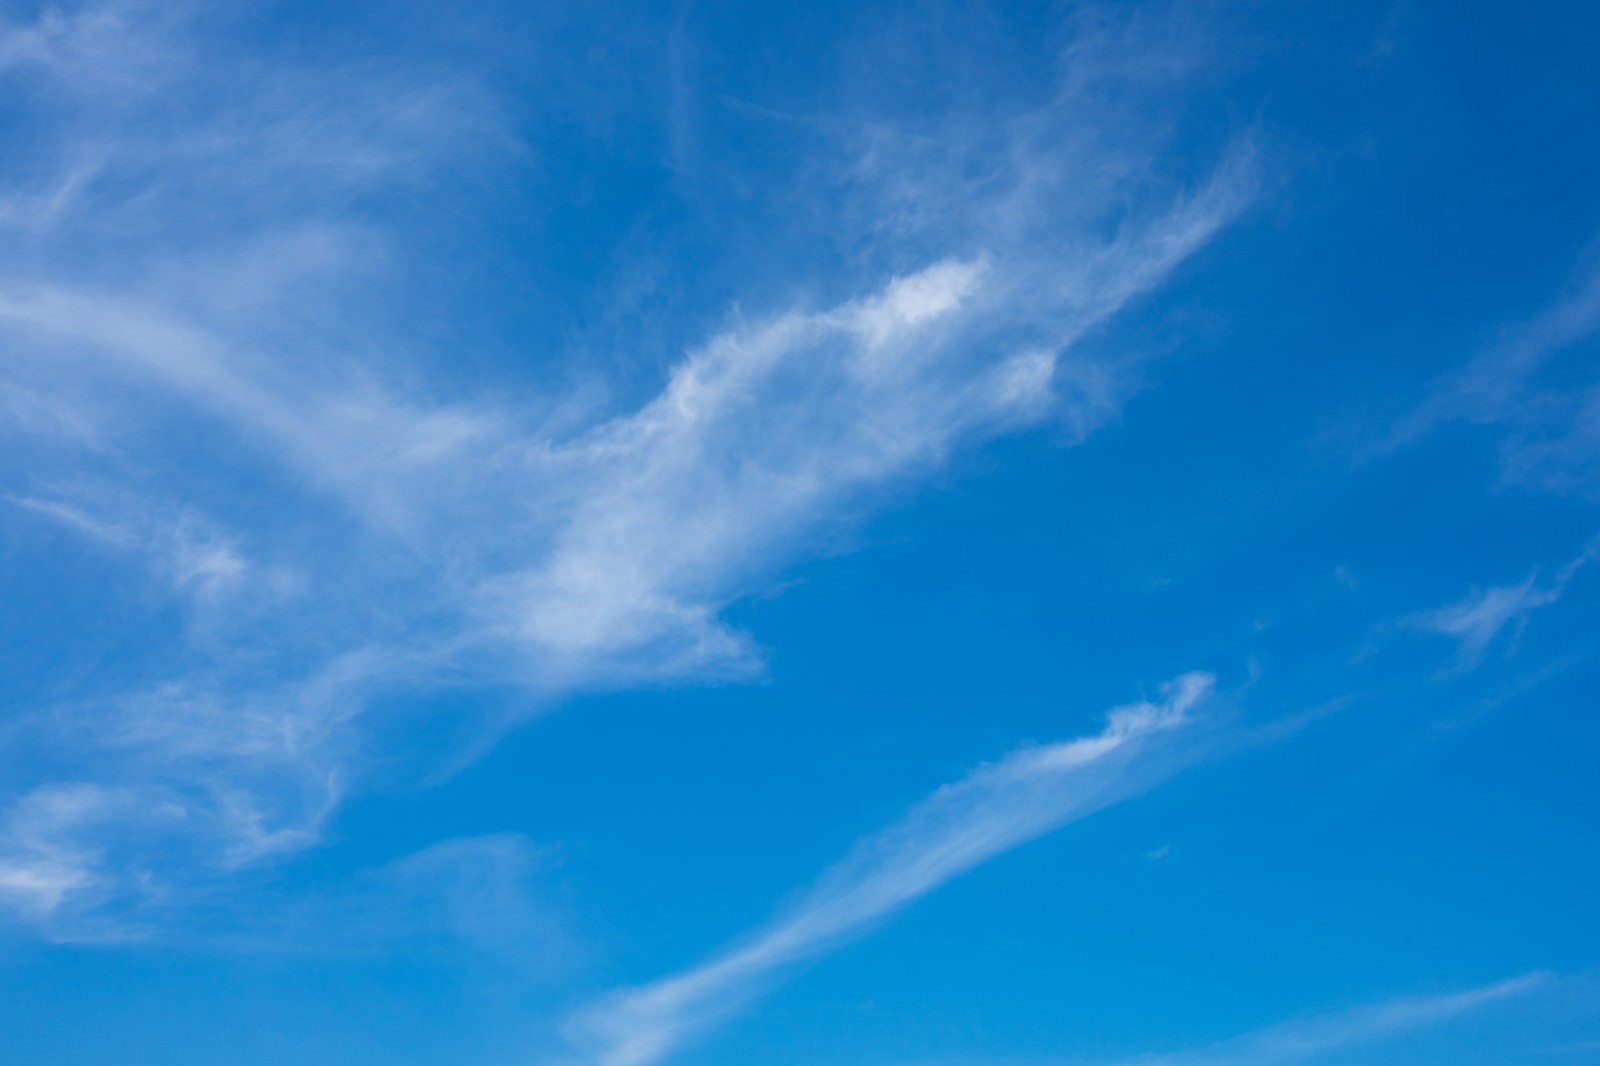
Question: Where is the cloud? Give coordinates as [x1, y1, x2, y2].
[1397, 243, 1600, 495]
[321, 834, 560, 959]
[1410, 577, 1561, 666]
[0, 0, 177, 92]
[1116, 972, 1549, 1066]
[484, 252, 1093, 685]
[882, 970, 1599, 1066]
[0, 819, 569, 963]
[1406, 534, 1597, 668]
[177, 833, 572, 967]
[0, 785, 123, 919]
[0, 1, 503, 208]
[0, 1, 1258, 935]
[3, 485, 259, 603]
[568, 673, 1218, 1066]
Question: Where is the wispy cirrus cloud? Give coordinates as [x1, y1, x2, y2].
[568, 673, 1219, 1066]
[0, 0, 1258, 937]
[163, 832, 572, 967]
[1406, 534, 1598, 669]
[0, 784, 129, 921]
[1396, 242, 1600, 496]
[1410, 577, 1562, 668]
[1113, 972, 1549, 1066]
[3, 485, 260, 604]
[882, 969, 1593, 1066]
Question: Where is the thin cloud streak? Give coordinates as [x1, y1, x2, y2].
[1396, 243, 1600, 495]
[1116, 972, 1549, 1066]
[3, 486, 258, 603]
[569, 673, 1218, 1066]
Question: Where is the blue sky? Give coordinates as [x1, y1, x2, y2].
[2, 1, 1599, 1063]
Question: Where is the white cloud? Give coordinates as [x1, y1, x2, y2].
[0, 1, 175, 91]
[1411, 577, 1561, 666]
[0, 1, 1258, 934]
[0, 784, 127, 920]
[2, 491, 131, 546]
[568, 673, 1217, 1066]
[334, 835, 568, 968]
[490, 256, 1058, 684]
[2, 485, 261, 604]
[1407, 534, 1597, 668]
[1116, 972, 1548, 1066]
[1397, 245, 1600, 495]
[177, 833, 571, 965]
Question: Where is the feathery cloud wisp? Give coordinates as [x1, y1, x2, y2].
[1407, 533, 1597, 668]
[1397, 243, 1600, 495]
[1411, 577, 1561, 666]
[569, 673, 1218, 1066]
[1117, 972, 1549, 1066]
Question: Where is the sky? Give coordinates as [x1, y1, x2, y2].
[1, 1, 1599, 1063]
